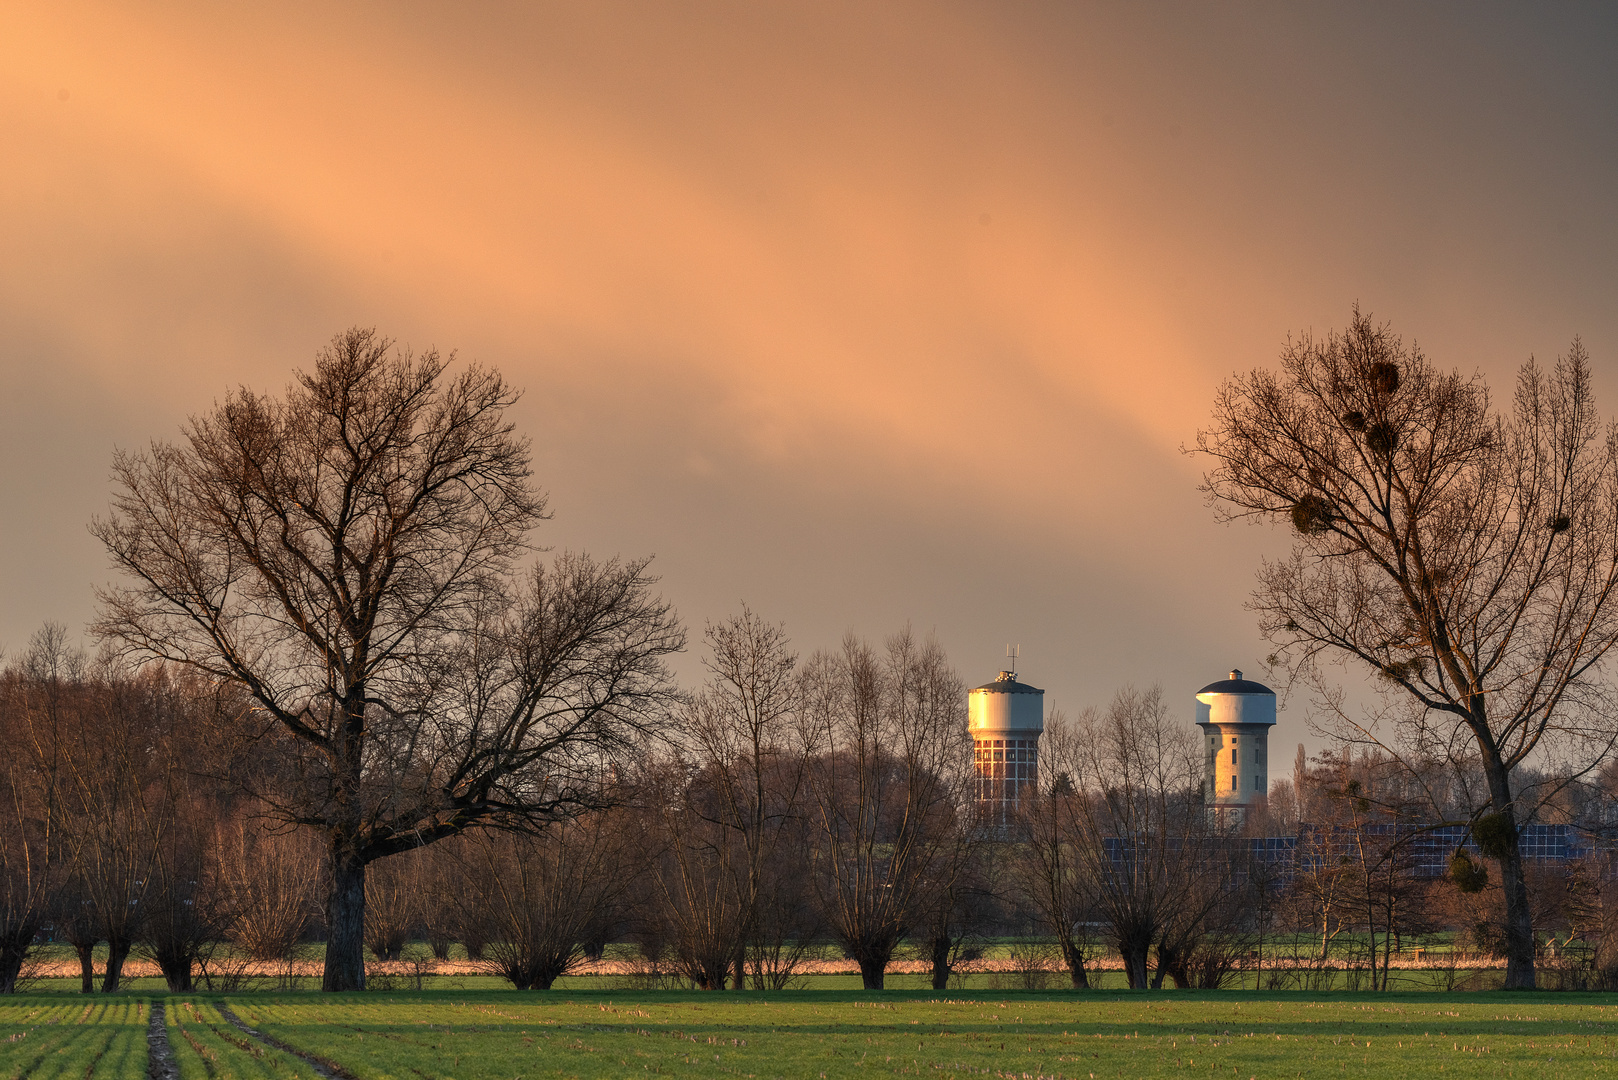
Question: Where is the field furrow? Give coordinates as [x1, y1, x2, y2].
[166, 999, 316, 1080]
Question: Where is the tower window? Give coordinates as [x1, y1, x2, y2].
[1254, 747, 1261, 764]
[1231, 748, 1237, 764]
[1230, 775, 1237, 791]
[1255, 775, 1262, 792]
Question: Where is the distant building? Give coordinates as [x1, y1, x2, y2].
[969, 669, 1043, 829]
[1197, 669, 1275, 827]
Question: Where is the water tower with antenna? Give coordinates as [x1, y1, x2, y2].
[969, 645, 1044, 829]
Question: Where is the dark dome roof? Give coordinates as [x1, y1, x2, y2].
[1196, 669, 1274, 696]
[971, 671, 1044, 694]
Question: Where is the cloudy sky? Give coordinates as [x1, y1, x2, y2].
[3, 3, 1616, 751]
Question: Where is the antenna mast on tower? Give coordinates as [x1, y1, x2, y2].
[1005, 644, 1020, 677]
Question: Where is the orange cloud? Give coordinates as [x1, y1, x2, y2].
[2, 2, 1614, 734]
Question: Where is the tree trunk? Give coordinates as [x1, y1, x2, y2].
[1363, 873, 1379, 993]
[0, 929, 31, 994]
[929, 935, 952, 990]
[857, 953, 887, 990]
[101, 936, 130, 992]
[1118, 936, 1151, 990]
[1059, 936, 1090, 990]
[1149, 961, 1166, 990]
[1151, 940, 1188, 990]
[74, 941, 94, 993]
[323, 843, 367, 991]
[535, 955, 570, 991]
[1499, 848, 1536, 988]
[1487, 785, 1536, 989]
[155, 947, 193, 992]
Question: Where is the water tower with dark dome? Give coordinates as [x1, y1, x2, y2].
[1196, 669, 1276, 826]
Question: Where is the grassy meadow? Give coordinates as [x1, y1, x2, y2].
[7, 989, 1618, 1079]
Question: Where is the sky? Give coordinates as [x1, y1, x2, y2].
[3, 2, 1617, 758]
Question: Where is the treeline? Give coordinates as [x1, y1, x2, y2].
[6, 613, 1618, 995]
[0, 613, 980, 993]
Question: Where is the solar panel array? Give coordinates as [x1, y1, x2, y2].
[1101, 823, 1598, 881]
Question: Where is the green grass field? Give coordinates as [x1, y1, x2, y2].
[8, 989, 1618, 1080]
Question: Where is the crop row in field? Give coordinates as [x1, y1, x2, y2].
[0, 999, 148, 1080]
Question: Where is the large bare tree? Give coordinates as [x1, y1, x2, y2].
[1195, 308, 1618, 987]
[92, 329, 683, 990]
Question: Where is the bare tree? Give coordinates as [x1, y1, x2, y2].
[43, 651, 162, 993]
[136, 672, 234, 992]
[745, 818, 821, 989]
[648, 758, 747, 990]
[1010, 716, 1095, 989]
[1054, 686, 1230, 989]
[51, 874, 100, 994]
[141, 821, 223, 993]
[914, 833, 991, 991]
[1195, 308, 1618, 987]
[0, 772, 50, 994]
[0, 633, 70, 994]
[797, 628, 968, 990]
[436, 833, 499, 963]
[467, 811, 633, 989]
[680, 608, 806, 989]
[1287, 827, 1353, 962]
[217, 817, 319, 962]
[415, 843, 463, 960]
[1560, 851, 1618, 984]
[92, 329, 683, 989]
[364, 854, 419, 962]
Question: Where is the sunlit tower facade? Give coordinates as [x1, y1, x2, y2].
[1197, 669, 1276, 827]
[969, 668, 1044, 829]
